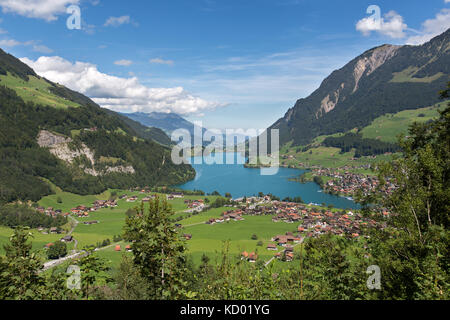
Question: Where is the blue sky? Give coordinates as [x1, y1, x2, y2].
[1, 0, 449, 131]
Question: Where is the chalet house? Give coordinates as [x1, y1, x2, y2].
[171, 192, 184, 198]
[241, 251, 249, 260]
[248, 252, 258, 263]
[61, 235, 73, 242]
[49, 227, 59, 234]
[93, 200, 107, 207]
[284, 245, 294, 253]
[127, 196, 138, 202]
[183, 234, 192, 240]
[83, 221, 99, 225]
[285, 252, 294, 262]
[106, 200, 118, 207]
[267, 244, 277, 251]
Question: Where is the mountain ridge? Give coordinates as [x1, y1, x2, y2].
[121, 111, 202, 138]
[269, 29, 450, 146]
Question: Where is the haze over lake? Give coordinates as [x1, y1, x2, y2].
[176, 153, 358, 209]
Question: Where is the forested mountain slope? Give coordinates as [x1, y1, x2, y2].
[0, 49, 195, 205]
[269, 29, 450, 146]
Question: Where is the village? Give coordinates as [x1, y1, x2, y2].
[32, 188, 389, 266]
[305, 166, 396, 198]
[193, 195, 387, 264]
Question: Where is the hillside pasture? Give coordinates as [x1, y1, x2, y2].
[0, 73, 80, 109]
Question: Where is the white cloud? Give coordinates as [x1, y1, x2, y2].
[20, 56, 227, 115]
[0, 0, 79, 21]
[0, 37, 53, 53]
[32, 44, 53, 53]
[114, 59, 133, 66]
[150, 58, 174, 66]
[356, 10, 407, 39]
[104, 15, 130, 27]
[406, 9, 450, 45]
[0, 38, 20, 47]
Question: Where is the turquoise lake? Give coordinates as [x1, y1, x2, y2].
[175, 153, 358, 209]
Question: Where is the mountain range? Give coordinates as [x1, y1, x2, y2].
[122, 112, 249, 147]
[268, 28, 450, 146]
[121, 112, 200, 138]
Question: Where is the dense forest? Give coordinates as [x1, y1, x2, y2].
[322, 133, 400, 157]
[109, 111, 172, 146]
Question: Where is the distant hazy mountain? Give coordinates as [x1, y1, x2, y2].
[268, 28, 450, 146]
[121, 112, 249, 147]
[121, 112, 199, 137]
[107, 111, 172, 146]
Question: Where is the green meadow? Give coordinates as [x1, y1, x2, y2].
[1, 185, 345, 272]
[278, 102, 447, 174]
[0, 226, 75, 256]
[0, 73, 81, 109]
[183, 215, 300, 265]
[360, 102, 445, 142]
[281, 145, 393, 173]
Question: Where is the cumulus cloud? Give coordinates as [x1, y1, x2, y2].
[356, 10, 407, 39]
[150, 58, 174, 66]
[406, 9, 450, 45]
[114, 59, 133, 66]
[104, 15, 130, 27]
[0, 0, 79, 21]
[20, 56, 227, 115]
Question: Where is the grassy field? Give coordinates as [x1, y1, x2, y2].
[0, 183, 312, 272]
[390, 66, 445, 83]
[280, 145, 393, 172]
[0, 73, 81, 109]
[0, 226, 75, 256]
[278, 103, 447, 173]
[183, 215, 301, 265]
[360, 102, 445, 143]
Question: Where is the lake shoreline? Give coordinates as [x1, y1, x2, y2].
[175, 153, 359, 209]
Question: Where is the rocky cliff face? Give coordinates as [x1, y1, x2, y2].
[269, 29, 449, 146]
[37, 130, 135, 176]
[352, 44, 400, 92]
